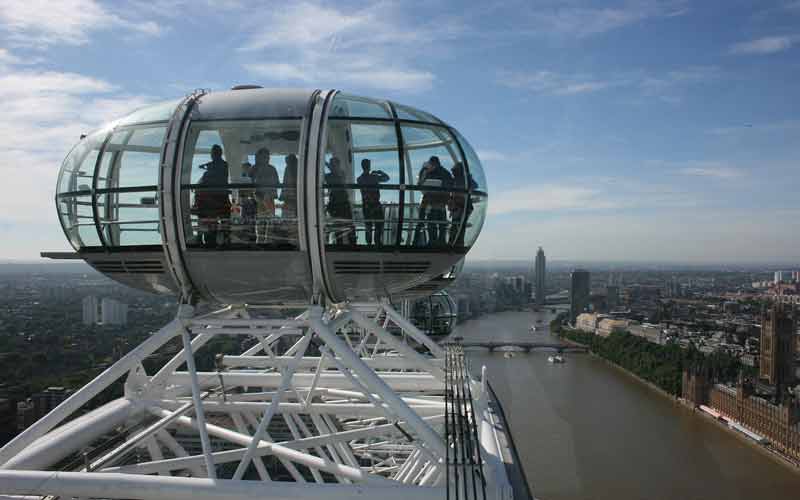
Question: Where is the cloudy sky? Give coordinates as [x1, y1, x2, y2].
[0, 0, 798, 263]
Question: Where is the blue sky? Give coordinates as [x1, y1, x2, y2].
[0, 0, 798, 263]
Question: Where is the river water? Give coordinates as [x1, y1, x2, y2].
[454, 310, 800, 500]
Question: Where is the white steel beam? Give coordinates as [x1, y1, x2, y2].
[309, 307, 447, 460]
[185, 401, 445, 418]
[180, 328, 216, 479]
[380, 302, 446, 358]
[155, 430, 204, 477]
[147, 407, 387, 484]
[165, 372, 441, 392]
[3, 398, 137, 471]
[233, 332, 312, 479]
[349, 310, 445, 381]
[105, 416, 444, 476]
[88, 400, 194, 471]
[0, 471, 446, 500]
[220, 355, 444, 371]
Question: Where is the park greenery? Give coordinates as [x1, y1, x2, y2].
[558, 326, 742, 397]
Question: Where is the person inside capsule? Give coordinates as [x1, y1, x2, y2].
[417, 156, 453, 247]
[252, 147, 280, 244]
[194, 144, 230, 248]
[449, 161, 477, 246]
[279, 154, 299, 242]
[356, 158, 389, 246]
[325, 157, 356, 245]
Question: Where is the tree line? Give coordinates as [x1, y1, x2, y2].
[559, 327, 741, 396]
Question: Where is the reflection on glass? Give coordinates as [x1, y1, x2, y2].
[394, 103, 442, 124]
[117, 99, 179, 128]
[329, 94, 392, 119]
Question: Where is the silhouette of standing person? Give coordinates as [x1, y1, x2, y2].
[195, 144, 230, 247]
[357, 158, 389, 245]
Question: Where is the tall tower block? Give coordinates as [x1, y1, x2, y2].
[760, 302, 797, 399]
[570, 269, 590, 324]
[535, 247, 546, 306]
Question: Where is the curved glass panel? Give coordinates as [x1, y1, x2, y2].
[329, 93, 392, 119]
[452, 129, 487, 192]
[322, 120, 401, 248]
[181, 119, 302, 249]
[450, 130, 487, 247]
[96, 124, 167, 246]
[394, 103, 442, 124]
[117, 99, 180, 127]
[463, 194, 487, 247]
[103, 126, 166, 188]
[56, 131, 108, 249]
[400, 124, 466, 248]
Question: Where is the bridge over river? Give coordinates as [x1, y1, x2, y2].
[443, 339, 588, 353]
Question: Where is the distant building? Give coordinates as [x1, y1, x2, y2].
[682, 368, 710, 406]
[709, 382, 800, 461]
[82, 295, 98, 326]
[596, 318, 629, 338]
[576, 313, 600, 333]
[534, 247, 546, 306]
[570, 269, 590, 324]
[0, 398, 16, 445]
[101, 298, 128, 326]
[606, 285, 619, 310]
[759, 303, 797, 400]
[16, 399, 36, 431]
[722, 301, 740, 315]
[32, 387, 73, 421]
[774, 271, 793, 284]
[628, 323, 666, 345]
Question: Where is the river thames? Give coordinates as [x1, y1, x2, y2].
[455, 310, 800, 500]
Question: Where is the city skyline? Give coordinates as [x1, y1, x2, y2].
[1, 0, 799, 262]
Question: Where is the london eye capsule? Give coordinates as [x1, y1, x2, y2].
[51, 89, 488, 304]
[409, 291, 459, 338]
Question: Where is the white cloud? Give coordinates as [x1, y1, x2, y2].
[470, 209, 800, 263]
[730, 35, 798, 55]
[0, 0, 162, 47]
[489, 184, 618, 215]
[499, 65, 717, 100]
[238, 2, 458, 92]
[638, 66, 720, 102]
[0, 47, 20, 65]
[0, 61, 156, 245]
[677, 165, 746, 179]
[519, 0, 688, 39]
[245, 61, 435, 93]
[476, 150, 508, 162]
[498, 70, 617, 95]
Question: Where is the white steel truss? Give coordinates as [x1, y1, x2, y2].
[0, 301, 513, 500]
